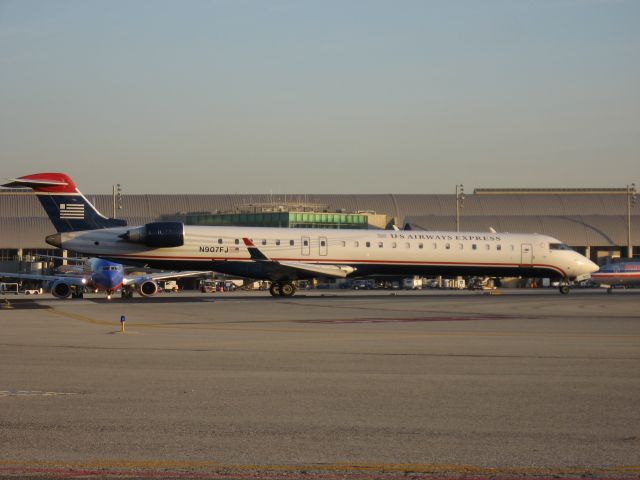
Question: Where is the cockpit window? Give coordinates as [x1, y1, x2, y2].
[549, 243, 573, 251]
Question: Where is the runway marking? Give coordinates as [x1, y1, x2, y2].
[44, 306, 640, 342]
[0, 390, 78, 397]
[280, 298, 640, 320]
[0, 342, 637, 360]
[300, 315, 518, 324]
[47, 306, 319, 334]
[0, 461, 639, 479]
[48, 307, 116, 326]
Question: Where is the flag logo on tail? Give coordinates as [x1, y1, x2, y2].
[59, 203, 85, 219]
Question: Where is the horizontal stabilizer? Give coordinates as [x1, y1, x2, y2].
[2, 173, 77, 193]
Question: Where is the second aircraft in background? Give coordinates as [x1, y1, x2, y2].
[0, 256, 209, 300]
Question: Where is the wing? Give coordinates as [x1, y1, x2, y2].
[0, 271, 87, 286]
[31, 253, 88, 263]
[123, 271, 211, 286]
[276, 261, 355, 278]
[241, 238, 355, 279]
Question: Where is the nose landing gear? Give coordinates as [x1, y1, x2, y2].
[558, 279, 571, 294]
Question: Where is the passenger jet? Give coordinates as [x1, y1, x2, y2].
[0, 255, 209, 300]
[2, 173, 599, 297]
[589, 260, 640, 293]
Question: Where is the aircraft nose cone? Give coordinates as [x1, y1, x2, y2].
[577, 258, 599, 276]
[46, 233, 61, 248]
[107, 272, 120, 289]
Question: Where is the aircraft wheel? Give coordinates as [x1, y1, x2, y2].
[279, 282, 296, 297]
[559, 285, 570, 295]
[269, 283, 280, 297]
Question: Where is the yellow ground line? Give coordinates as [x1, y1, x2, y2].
[48, 307, 114, 326]
[46, 307, 640, 341]
[47, 307, 310, 334]
[1, 460, 639, 475]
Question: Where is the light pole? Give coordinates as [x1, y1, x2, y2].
[455, 184, 464, 232]
[627, 183, 636, 258]
[112, 184, 122, 219]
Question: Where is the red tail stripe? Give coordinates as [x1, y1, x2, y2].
[12, 173, 77, 193]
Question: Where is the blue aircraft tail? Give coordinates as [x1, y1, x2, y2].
[2, 173, 127, 233]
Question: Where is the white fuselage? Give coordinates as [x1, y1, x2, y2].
[51, 226, 599, 281]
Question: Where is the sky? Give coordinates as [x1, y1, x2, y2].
[0, 0, 638, 194]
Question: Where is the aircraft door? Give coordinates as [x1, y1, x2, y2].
[302, 236, 310, 256]
[319, 236, 328, 256]
[521, 244, 533, 264]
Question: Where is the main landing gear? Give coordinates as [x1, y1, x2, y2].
[120, 286, 135, 299]
[269, 282, 297, 297]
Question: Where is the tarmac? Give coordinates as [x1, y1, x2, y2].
[0, 288, 639, 479]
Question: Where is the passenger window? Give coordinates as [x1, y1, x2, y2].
[261, 239, 267, 246]
[366, 242, 371, 248]
[218, 238, 223, 244]
[378, 242, 383, 248]
[303, 240, 308, 246]
[235, 239, 239, 245]
[445, 243, 450, 250]
[290, 240, 294, 246]
[418, 243, 423, 249]
[472, 244, 477, 250]
[275, 240, 280, 246]
[497, 244, 502, 251]
[549, 243, 573, 251]
[392, 242, 397, 248]
[354, 241, 359, 247]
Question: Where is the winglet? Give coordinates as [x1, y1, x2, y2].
[242, 238, 270, 261]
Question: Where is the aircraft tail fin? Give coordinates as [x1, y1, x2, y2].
[2, 173, 127, 232]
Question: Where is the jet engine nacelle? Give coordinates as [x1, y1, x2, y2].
[138, 280, 160, 297]
[119, 222, 184, 248]
[51, 280, 72, 299]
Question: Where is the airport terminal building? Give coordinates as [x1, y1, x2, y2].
[0, 187, 638, 268]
